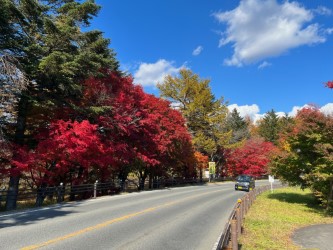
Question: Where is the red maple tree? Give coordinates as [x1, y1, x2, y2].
[224, 138, 275, 177]
[82, 71, 195, 187]
[10, 70, 196, 190]
[12, 120, 109, 187]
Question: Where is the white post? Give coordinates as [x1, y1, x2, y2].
[94, 180, 98, 198]
[269, 175, 274, 193]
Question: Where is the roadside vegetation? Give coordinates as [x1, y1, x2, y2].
[0, 0, 332, 213]
[240, 187, 333, 250]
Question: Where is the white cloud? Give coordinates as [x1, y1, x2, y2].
[134, 59, 183, 87]
[258, 61, 272, 69]
[288, 104, 312, 117]
[326, 28, 333, 35]
[229, 103, 333, 124]
[275, 112, 286, 118]
[228, 104, 261, 122]
[313, 6, 332, 16]
[287, 103, 333, 117]
[192, 46, 203, 56]
[170, 102, 181, 110]
[320, 103, 333, 116]
[213, 0, 326, 66]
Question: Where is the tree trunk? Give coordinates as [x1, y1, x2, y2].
[6, 95, 29, 210]
[5, 176, 20, 210]
[153, 175, 159, 189]
[119, 171, 128, 192]
[35, 183, 47, 207]
[70, 183, 76, 201]
[199, 168, 203, 183]
[148, 173, 153, 189]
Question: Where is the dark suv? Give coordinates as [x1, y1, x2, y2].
[235, 175, 255, 192]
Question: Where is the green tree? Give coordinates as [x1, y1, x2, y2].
[157, 69, 233, 171]
[225, 108, 250, 143]
[158, 69, 212, 131]
[0, 0, 120, 210]
[257, 109, 280, 144]
[271, 107, 333, 209]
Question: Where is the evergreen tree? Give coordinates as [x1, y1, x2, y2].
[257, 109, 280, 144]
[278, 114, 294, 132]
[0, 0, 120, 210]
[225, 108, 250, 143]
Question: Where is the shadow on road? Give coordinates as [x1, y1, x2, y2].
[0, 203, 78, 229]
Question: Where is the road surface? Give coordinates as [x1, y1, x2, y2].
[0, 180, 270, 250]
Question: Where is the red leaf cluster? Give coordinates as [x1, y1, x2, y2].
[12, 120, 110, 186]
[225, 138, 275, 177]
[9, 71, 196, 187]
[325, 81, 333, 89]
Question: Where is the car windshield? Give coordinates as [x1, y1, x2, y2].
[236, 175, 251, 182]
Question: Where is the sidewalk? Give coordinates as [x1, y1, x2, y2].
[292, 224, 333, 250]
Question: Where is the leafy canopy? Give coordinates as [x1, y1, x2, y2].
[158, 69, 234, 163]
[271, 107, 333, 208]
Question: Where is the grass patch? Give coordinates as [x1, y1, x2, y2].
[239, 187, 333, 250]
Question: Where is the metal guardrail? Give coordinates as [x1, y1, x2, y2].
[214, 184, 283, 250]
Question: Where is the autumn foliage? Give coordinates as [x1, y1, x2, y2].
[194, 151, 208, 180]
[11, 120, 109, 186]
[224, 138, 275, 177]
[271, 107, 333, 208]
[325, 81, 333, 89]
[5, 72, 195, 190]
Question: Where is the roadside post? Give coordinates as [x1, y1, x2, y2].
[269, 175, 274, 193]
[57, 183, 64, 203]
[94, 180, 98, 198]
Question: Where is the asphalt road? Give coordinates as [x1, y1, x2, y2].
[0, 180, 270, 250]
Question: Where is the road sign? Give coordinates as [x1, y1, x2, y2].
[208, 162, 216, 174]
[208, 162, 216, 182]
[269, 175, 274, 183]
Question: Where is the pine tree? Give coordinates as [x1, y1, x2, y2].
[225, 108, 250, 143]
[257, 109, 280, 144]
[0, 0, 120, 210]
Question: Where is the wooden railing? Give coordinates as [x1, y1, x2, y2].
[0, 178, 210, 210]
[214, 184, 282, 250]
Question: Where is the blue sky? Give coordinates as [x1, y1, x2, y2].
[92, 0, 333, 121]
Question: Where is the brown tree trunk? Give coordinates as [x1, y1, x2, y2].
[199, 168, 203, 183]
[6, 176, 20, 210]
[6, 95, 28, 210]
[148, 173, 153, 189]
